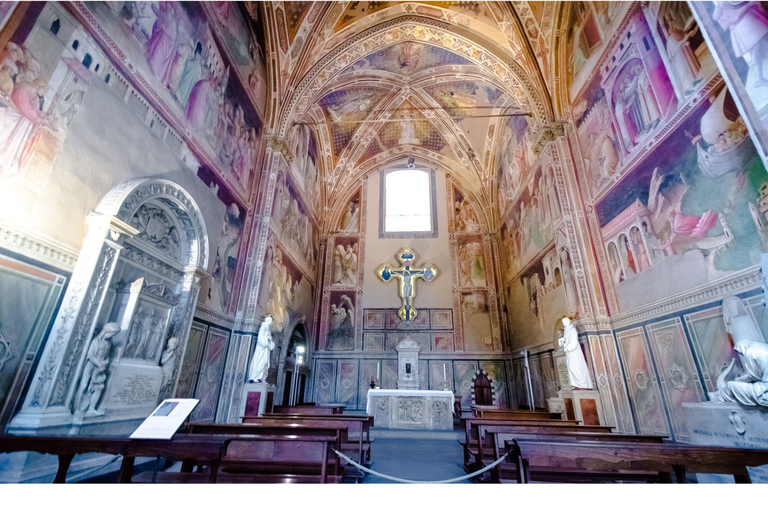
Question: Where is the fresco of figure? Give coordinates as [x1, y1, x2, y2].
[713, 2, 768, 89]
[145, 2, 179, 88]
[340, 199, 360, 232]
[328, 295, 354, 350]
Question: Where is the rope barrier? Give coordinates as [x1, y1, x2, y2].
[332, 447, 514, 484]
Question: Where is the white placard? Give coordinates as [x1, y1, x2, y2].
[129, 399, 199, 439]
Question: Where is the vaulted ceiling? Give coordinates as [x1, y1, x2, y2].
[264, 1, 558, 223]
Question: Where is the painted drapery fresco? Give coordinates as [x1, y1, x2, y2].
[86, 2, 264, 196]
[495, 114, 534, 215]
[205, 1, 267, 115]
[596, 85, 767, 312]
[499, 164, 562, 281]
[692, 1, 768, 161]
[271, 170, 318, 276]
[572, 8, 678, 198]
[288, 122, 321, 214]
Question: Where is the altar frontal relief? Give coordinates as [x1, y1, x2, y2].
[597, 85, 768, 312]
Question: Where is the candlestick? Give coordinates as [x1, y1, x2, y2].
[443, 363, 447, 381]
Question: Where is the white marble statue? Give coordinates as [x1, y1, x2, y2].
[558, 317, 593, 389]
[710, 295, 768, 406]
[248, 316, 275, 382]
[75, 323, 120, 415]
[159, 337, 180, 396]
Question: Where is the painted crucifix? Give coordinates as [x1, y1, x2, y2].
[375, 248, 438, 322]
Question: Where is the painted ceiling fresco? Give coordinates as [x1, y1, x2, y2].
[344, 41, 473, 77]
[277, 1, 551, 207]
[284, 1, 313, 43]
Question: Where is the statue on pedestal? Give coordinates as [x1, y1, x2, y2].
[159, 337, 180, 397]
[75, 323, 120, 415]
[248, 316, 275, 383]
[558, 317, 593, 390]
[711, 296, 768, 406]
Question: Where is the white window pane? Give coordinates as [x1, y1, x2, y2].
[385, 169, 431, 233]
[386, 214, 431, 232]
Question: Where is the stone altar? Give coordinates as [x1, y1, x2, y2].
[366, 389, 454, 430]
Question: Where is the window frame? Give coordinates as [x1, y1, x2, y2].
[378, 167, 438, 238]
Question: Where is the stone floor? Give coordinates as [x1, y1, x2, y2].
[362, 426, 472, 484]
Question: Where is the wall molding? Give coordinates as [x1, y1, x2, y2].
[0, 221, 79, 272]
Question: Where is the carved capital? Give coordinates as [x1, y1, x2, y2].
[266, 136, 292, 163]
[533, 121, 566, 155]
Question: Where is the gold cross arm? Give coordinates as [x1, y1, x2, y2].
[375, 248, 438, 322]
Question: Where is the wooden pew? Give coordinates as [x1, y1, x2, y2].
[510, 439, 768, 483]
[273, 404, 344, 415]
[487, 431, 666, 483]
[135, 433, 343, 484]
[0, 434, 228, 483]
[257, 413, 374, 467]
[471, 408, 563, 421]
[460, 417, 589, 471]
[183, 422, 351, 481]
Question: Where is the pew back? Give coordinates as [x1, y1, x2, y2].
[510, 439, 768, 483]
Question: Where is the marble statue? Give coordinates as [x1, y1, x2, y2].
[159, 337, 180, 396]
[710, 295, 768, 406]
[248, 316, 275, 382]
[75, 323, 120, 415]
[558, 317, 593, 389]
[711, 341, 768, 407]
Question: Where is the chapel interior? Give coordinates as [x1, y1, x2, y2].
[2, 0, 768, 485]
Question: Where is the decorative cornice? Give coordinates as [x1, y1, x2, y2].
[194, 304, 236, 329]
[609, 266, 762, 329]
[0, 221, 79, 271]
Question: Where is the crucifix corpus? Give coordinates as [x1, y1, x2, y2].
[375, 248, 438, 322]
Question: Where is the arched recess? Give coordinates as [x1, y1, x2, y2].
[275, 317, 312, 406]
[11, 179, 208, 433]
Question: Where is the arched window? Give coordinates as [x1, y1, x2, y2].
[379, 162, 437, 237]
[50, 18, 60, 36]
[105, 73, 111, 84]
[82, 54, 92, 69]
[72, 39, 79, 50]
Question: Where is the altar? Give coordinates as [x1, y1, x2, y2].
[366, 389, 454, 430]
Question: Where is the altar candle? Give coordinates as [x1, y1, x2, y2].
[443, 363, 447, 381]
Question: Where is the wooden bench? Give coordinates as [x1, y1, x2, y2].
[257, 413, 374, 467]
[0, 434, 228, 483]
[487, 431, 666, 483]
[272, 405, 344, 415]
[509, 439, 768, 483]
[460, 417, 585, 471]
[183, 422, 354, 480]
[135, 433, 343, 484]
[471, 408, 563, 420]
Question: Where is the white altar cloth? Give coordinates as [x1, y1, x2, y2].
[366, 389, 454, 430]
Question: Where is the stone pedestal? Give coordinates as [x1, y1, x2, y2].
[683, 402, 768, 482]
[548, 389, 606, 426]
[238, 382, 275, 421]
[396, 336, 420, 390]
